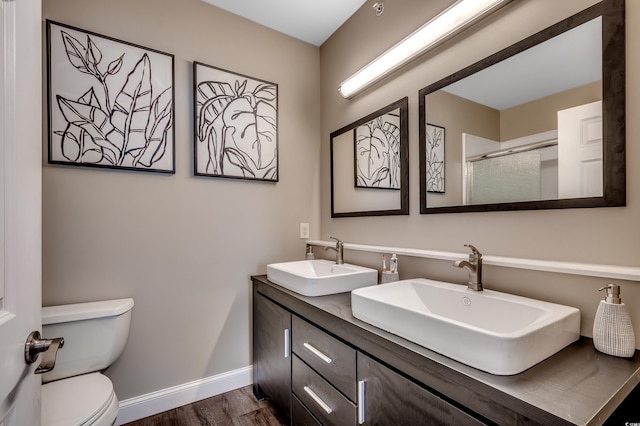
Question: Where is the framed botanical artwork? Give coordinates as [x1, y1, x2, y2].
[425, 124, 445, 193]
[193, 62, 278, 182]
[46, 21, 175, 173]
[354, 104, 402, 190]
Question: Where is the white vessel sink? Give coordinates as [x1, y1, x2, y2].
[351, 278, 580, 375]
[267, 259, 377, 297]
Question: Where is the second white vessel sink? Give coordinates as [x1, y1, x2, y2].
[351, 278, 580, 375]
[267, 259, 377, 297]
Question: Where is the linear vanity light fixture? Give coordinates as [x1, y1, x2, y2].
[338, 0, 512, 99]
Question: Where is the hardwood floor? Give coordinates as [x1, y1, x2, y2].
[123, 385, 286, 426]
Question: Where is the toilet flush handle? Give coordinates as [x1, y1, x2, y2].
[25, 330, 64, 374]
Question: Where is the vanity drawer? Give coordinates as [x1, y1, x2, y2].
[292, 393, 322, 426]
[292, 315, 357, 401]
[292, 355, 357, 426]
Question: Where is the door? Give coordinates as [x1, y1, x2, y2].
[253, 291, 291, 424]
[558, 101, 603, 198]
[356, 353, 485, 425]
[0, 0, 43, 424]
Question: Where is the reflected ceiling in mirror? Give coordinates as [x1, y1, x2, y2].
[418, 0, 625, 214]
[331, 97, 409, 217]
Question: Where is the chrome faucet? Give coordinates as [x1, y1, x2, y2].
[325, 237, 344, 264]
[453, 244, 483, 291]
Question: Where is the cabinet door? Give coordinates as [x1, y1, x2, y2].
[254, 292, 292, 423]
[357, 353, 486, 426]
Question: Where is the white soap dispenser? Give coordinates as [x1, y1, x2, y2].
[593, 283, 635, 358]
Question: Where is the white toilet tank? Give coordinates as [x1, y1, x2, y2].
[41, 298, 134, 383]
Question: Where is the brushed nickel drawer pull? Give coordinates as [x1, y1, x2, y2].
[303, 342, 333, 364]
[358, 380, 366, 424]
[303, 386, 333, 414]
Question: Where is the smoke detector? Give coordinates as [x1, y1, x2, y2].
[373, 2, 384, 16]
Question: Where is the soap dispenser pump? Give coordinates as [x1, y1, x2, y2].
[305, 245, 315, 260]
[593, 283, 635, 358]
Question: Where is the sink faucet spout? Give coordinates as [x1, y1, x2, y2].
[454, 244, 483, 291]
[453, 260, 471, 269]
[325, 237, 345, 264]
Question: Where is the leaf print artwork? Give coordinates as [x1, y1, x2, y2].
[47, 21, 175, 173]
[194, 62, 278, 182]
[354, 109, 401, 190]
[426, 124, 445, 193]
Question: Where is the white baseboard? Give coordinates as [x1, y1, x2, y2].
[114, 365, 253, 425]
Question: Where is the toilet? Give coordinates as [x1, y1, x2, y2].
[40, 298, 134, 426]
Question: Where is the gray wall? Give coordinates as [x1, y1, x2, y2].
[42, 0, 321, 399]
[320, 0, 640, 346]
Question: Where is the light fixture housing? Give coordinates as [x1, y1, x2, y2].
[338, 0, 512, 99]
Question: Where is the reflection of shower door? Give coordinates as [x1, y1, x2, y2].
[557, 101, 602, 199]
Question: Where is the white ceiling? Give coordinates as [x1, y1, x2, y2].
[200, 1, 601, 108]
[201, 0, 367, 46]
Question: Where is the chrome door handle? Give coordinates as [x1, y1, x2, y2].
[358, 380, 366, 424]
[25, 330, 64, 374]
[284, 329, 291, 358]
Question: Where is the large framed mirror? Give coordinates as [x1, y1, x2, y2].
[419, 0, 625, 214]
[331, 97, 409, 217]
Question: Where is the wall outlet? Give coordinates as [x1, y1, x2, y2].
[299, 223, 310, 239]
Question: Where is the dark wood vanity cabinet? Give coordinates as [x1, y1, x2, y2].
[253, 283, 485, 426]
[253, 292, 292, 424]
[253, 276, 640, 426]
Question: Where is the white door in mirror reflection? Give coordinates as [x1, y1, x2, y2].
[558, 101, 602, 199]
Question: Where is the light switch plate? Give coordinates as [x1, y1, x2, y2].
[299, 223, 309, 239]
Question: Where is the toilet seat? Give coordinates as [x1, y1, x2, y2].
[42, 373, 119, 426]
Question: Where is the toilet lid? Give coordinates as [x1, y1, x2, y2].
[42, 373, 118, 426]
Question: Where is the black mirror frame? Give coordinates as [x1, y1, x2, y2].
[418, 0, 625, 214]
[331, 97, 410, 217]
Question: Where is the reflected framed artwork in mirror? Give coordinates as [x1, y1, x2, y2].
[331, 97, 409, 217]
[426, 123, 446, 193]
[419, 0, 625, 214]
[355, 109, 402, 190]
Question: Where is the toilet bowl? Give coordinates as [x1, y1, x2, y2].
[40, 298, 134, 426]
